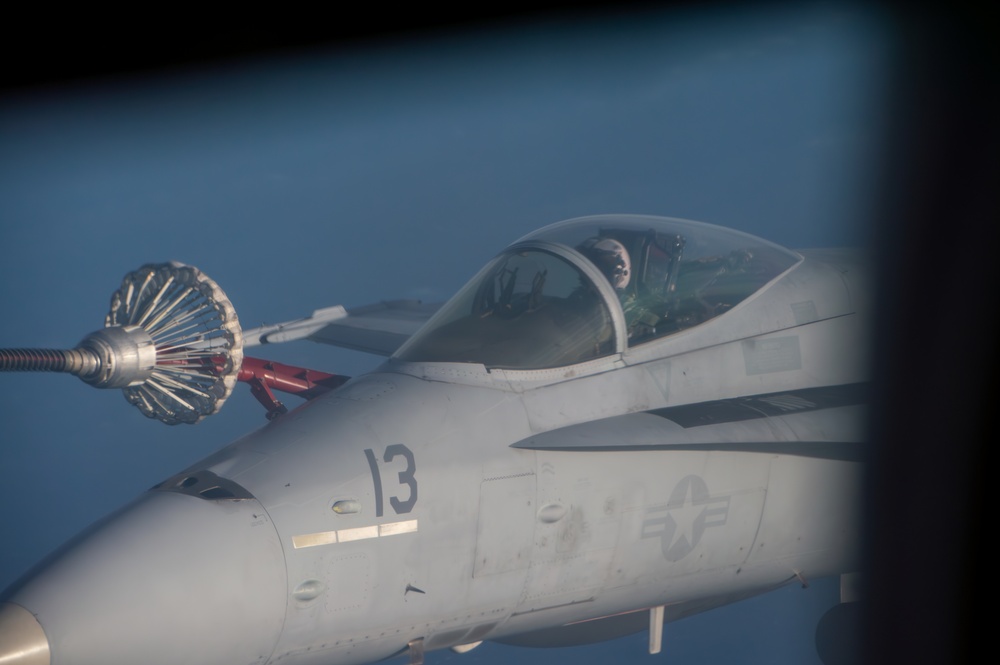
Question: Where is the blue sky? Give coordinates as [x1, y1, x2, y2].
[0, 4, 890, 663]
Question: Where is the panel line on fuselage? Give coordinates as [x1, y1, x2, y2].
[649, 382, 867, 428]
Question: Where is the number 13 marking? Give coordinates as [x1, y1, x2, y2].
[364, 445, 417, 517]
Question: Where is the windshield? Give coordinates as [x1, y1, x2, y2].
[395, 248, 615, 369]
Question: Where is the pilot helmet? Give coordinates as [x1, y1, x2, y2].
[578, 237, 631, 290]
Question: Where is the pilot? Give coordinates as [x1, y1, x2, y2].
[578, 237, 631, 291]
[578, 236, 664, 342]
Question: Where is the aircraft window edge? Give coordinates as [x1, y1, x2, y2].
[488, 351, 625, 383]
[394, 244, 624, 370]
[506, 240, 628, 357]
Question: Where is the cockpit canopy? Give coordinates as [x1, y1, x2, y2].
[395, 215, 800, 370]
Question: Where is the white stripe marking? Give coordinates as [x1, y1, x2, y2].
[293, 519, 418, 549]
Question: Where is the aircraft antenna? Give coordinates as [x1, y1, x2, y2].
[0, 262, 243, 425]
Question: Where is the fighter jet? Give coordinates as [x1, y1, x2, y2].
[0, 214, 867, 665]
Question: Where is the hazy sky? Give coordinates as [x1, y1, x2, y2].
[0, 4, 890, 663]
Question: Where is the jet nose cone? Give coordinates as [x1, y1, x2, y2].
[2, 489, 286, 665]
[0, 603, 50, 665]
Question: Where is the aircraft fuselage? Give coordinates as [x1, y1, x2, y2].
[0, 219, 868, 665]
